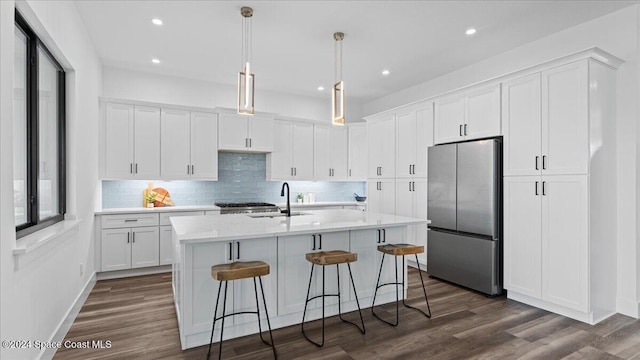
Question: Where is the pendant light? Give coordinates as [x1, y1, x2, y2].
[238, 6, 254, 115]
[332, 32, 345, 125]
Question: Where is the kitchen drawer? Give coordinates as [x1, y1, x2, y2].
[101, 213, 160, 229]
[160, 211, 205, 226]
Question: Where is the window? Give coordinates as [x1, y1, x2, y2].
[14, 10, 66, 238]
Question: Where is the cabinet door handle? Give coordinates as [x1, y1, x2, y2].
[542, 155, 547, 170]
[535, 156, 539, 170]
[187, 165, 190, 174]
[542, 181, 546, 196]
[329, 168, 332, 177]
[377, 229, 381, 243]
[237, 242, 240, 260]
[349, 169, 352, 177]
[249, 138, 252, 147]
[413, 181, 415, 191]
[318, 234, 322, 249]
[245, 138, 248, 147]
[312, 235, 316, 250]
[409, 182, 412, 192]
[459, 124, 463, 136]
[294, 167, 297, 176]
[228, 242, 233, 261]
[135, 163, 138, 174]
[132, 232, 135, 243]
[379, 181, 382, 191]
[127, 232, 130, 243]
[382, 229, 386, 243]
[409, 164, 412, 175]
[464, 124, 468, 136]
[130, 163, 133, 174]
[290, 167, 293, 176]
[192, 165, 194, 175]
[535, 181, 539, 196]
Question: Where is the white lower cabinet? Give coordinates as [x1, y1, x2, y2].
[277, 231, 349, 316]
[101, 227, 160, 271]
[395, 178, 428, 265]
[367, 179, 396, 215]
[159, 226, 173, 265]
[504, 175, 589, 315]
[349, 228, 404, 305]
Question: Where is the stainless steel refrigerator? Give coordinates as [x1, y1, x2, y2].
[427, 138, 502, 296]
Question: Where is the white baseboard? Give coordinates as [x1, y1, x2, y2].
[616, 297, 640, 318]
[41, 272, 97, 360]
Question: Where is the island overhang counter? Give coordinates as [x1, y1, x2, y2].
[171, 209, 429, 350]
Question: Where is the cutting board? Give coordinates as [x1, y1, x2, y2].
[152, 187, 174, 207]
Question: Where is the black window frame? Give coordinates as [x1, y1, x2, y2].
[15, 10, 66, 239]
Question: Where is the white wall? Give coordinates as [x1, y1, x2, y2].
[0, 1, 102, 359]
[364, 5, 640, 318]
[102, 66, 364, 123]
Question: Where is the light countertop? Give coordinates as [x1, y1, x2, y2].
[171, 209, 428, 244]
[95, 205, 221, 215]
[95, 201, 365, 215]
[275, 201, 366, 208]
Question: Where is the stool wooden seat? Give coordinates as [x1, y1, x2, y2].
[305, 250, 357, 265]
[377, 244, 424, 256]
[211, 261, 270, 281]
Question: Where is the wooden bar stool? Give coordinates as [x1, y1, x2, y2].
[206, 261, 277, 360]
[371, 244, 432, 326]
[301, 250, 365, 347]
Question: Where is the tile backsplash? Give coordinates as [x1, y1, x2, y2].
[102, 153, 366, 208]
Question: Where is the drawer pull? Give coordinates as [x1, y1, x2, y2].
[124, 219, 138, 222]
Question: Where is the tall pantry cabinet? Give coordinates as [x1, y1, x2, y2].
[502, 52, 621, 324]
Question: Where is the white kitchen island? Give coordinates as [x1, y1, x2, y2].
[170, 209, 428, 350]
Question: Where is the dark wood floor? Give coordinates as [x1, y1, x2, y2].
[54, 269, 640, 360]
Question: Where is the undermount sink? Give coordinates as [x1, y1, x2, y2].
[247, 212, 310, 218]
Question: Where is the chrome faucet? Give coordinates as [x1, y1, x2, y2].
[280, 182, 291, 217]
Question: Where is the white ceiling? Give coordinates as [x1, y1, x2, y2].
[74, 0, 635, 103]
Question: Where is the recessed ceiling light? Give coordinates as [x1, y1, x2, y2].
[466, 28, 477, 36]
[152, 18, 163, 26]
[317, 86, 325, 91]
[152, 58, 161, 64]
[382, 69, 390, 76]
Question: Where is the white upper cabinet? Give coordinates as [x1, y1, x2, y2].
[465, 85, 501, 140]
[396, 104, 433, 178]
[133, 106, 162, 178]
[190, 112, 218, 179]
[103, 103, 160, 179]
[161, 109, 191, 179]
[434, 84, 501, 144]
[104, 103, 134, 179]
[347, 124, 367, 181]
[504, 60, 589, 176]
[161, 110, 218, 180]
[434, 95, 465, 144]
[542, 61, 589, 175]
[367, 115, 396, 178]
[267, 120, 314, 180]
[502, 73, 543, 176]
[218, 112, 274, 152]
[315, 125, 348, 181]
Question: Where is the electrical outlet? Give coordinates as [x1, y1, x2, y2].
[80, 263, 84, 276]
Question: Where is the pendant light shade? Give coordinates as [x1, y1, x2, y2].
[238, 6, 254, 115]
[332, 32, 345, 126]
